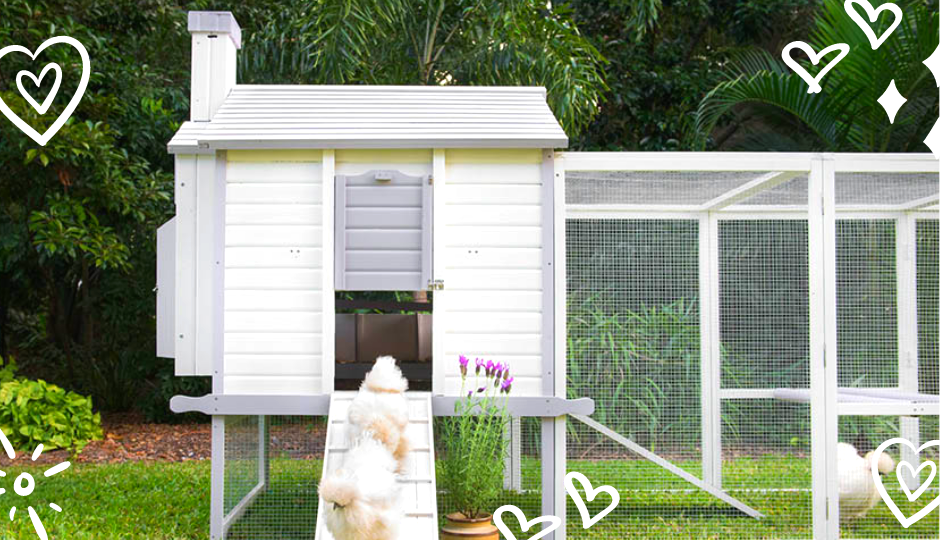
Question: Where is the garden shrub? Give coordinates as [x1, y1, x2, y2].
[0, 359, 102, 451]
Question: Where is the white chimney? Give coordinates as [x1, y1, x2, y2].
[187, 11, 241, 121]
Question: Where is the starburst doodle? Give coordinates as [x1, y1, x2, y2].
[0, 428, 69, 540]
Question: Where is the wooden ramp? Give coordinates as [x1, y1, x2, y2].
[315, 392, 439, 540]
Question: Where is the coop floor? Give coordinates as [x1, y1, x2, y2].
[223, 455, 936, 540]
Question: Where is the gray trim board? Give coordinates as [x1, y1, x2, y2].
[188, 11, 242, 48]
[212, 152, 226, 394]
[210, 416, 224, 539]
[334, 174, 346, 290]
[171, 394, 593, 417]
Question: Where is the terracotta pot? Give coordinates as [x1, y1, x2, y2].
[440, 512, 499, 540]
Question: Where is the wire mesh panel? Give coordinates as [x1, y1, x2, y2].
[567, 171, 764, 206]
[836, 220, 898, 388]
[224, 415, 261, 516]
[917, 219, 939, 448]
[225, 416, 325, 540]
[717, 218, 814, 537]
[567, 217, 717, 538]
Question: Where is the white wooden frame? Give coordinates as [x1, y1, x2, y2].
[557, 151, 939, 540]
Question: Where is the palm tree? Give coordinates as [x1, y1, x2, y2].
[237, 0, 608, 137]
[695, 0, 938, 152]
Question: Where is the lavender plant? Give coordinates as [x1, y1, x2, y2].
[440, 355, 513, 519]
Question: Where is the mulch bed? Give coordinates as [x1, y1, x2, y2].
[0, 413, 211, 467]
[0, 414, 330, 467]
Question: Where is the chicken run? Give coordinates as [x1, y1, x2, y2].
[161, 11, 939, 540]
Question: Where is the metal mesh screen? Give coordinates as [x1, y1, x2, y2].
[719, 219, 811, 390]
[834, 173, 938, 206]
[567, 171, 767, 206]
[917, 219, 939, 399]
[836, 220, 898, 388]
[225, 416, 325, 540]
[567, 217, 717, 538]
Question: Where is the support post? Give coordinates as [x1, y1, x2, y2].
[808, 156, 839, 539]
[322, 150, 336, 393]
[210, 416, 225, 540]
[700, 213, 723, 488]
[259, 415, 269, 488]
[503, 418, 522, 492]
[897, 213, 921, 488]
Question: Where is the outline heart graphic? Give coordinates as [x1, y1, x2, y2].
[782, 41, 850, 94]
[16, 63, 61, 115]
[871, 438, 940, 528]
[897, 460, 937, 502]
[781, 41, 850, 94]
[493, 505, 561, 540]
[0, 36, 89, 146]
[565, 472, 620, 529]
[844, 0, 903, 50]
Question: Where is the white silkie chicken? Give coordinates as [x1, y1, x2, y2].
[838, 442, 896, 521]
[319, 433, 403, 540]
[346, 356, 411, 472]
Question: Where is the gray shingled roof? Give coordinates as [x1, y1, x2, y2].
[167, 85, 568, 153]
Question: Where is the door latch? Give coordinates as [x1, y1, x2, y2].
[428, 279, 444, 291]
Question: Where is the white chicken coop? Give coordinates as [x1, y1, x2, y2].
[158, 10, 939, 540]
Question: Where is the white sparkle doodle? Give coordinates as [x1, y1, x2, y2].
[0, 428, 69, 540]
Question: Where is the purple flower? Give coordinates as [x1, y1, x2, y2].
[476, 386, 486, 394]
[503, 365, 510, 380]
[485, 359, 495, 377]
[475, 357, 484, 375]
[459, 355, 469, 378]
[500, 377, 514, 394]
[494, 361, 504, 378]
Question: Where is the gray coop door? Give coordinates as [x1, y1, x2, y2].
[335, 170, 432, 291]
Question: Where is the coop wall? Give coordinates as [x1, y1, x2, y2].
[440, 149, 551, 397]
[222, 150, 328, 394]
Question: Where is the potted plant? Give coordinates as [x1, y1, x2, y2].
[440, 355, 514, 540]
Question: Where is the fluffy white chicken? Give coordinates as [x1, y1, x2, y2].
[319, 433, 403, 540]
[838, 442, 895, 521]
[346, 356, 411, 471]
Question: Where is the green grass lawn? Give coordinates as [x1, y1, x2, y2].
[0, 456, 936, 539]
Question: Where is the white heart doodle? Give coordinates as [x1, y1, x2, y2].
[897, 460, 937, 503]
[565, 472, 620, 529]
[493, 505, 561, 540]
[871, 438, 940, 528]
[844, 0, 903, 50]
[781, 41, 851, 94]
[15, 62, 61, 115]
[0, 36, 89, 146]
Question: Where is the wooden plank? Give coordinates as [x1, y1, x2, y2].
[226, 225, 322, 247]
[322, 149, 336, 393]
[226, 161, 321, 182]
[172, 156, 195, 374]
[432, 150, 447, 395]
[227, 183, 322, 204]
[446, 184, 542, 204]
[446, 205, 541, 227]
[195, 154, 218, 378]
[347, 230, 421, 250]
[347, 185, 422, 206]
[224, 354, 322, 376]
[446, 269, 542, 291]
[344, 272, 422, 291]
[346, 208, 422, 229]
[445, 163, 542, 184]
[225, 290, 322, 311]
[224, 375, 321, 395]
[699, 171, 801, 211]
[346, 251, 422, 272]
[226, 269, 321, 290]
[445, 248, 541, 269]
[447, 313, 541, 334]
[446, 291, 541, 312]
[445, 334, 541, 355]
[225, 247, 322, 268]
[571, 414, 765, 519]
[226, 204, 321, 225]
[446, 226, 542, 248]
[224, 333, 322, 354]
[156, 218, 176, 359]
[225, 311, 321, 333]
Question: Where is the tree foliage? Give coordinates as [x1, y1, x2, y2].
[695, 0, 939, 151]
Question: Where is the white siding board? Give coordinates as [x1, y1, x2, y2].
[347, 230, 421, 250]
[446, 270, 542, 291]
[225, 290, 322, 311]
[447, 291, 542, 312]
[445, 248, 541, 269]
[446, 206, 541, 226]
[195, 155, 218, 377]
[446, 185, 541, 204]
[344, 272, 422, 291]
[225, 333, 323, 354]
[446, 164, 541, 184]
[226, 162, 321, 182]
[446, 334, 541, 355]
[347, 186, 421, 206]
[226, 269, 321, 289]
[445, 375, 542, 396]
[225, 355, 322, 376]
[447, 313, 542, 333]
[446, 226, 541, 248]
[227, 183, 322, 204]
[174, 156, 197, 375]
[226, 226, 322, 247]
[226, 204, 322, 225]
[226, 247, 322, 268]
[224, 375, 321, 395]
[225, 311, 322, 333]
[346, 251, 421, 272]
